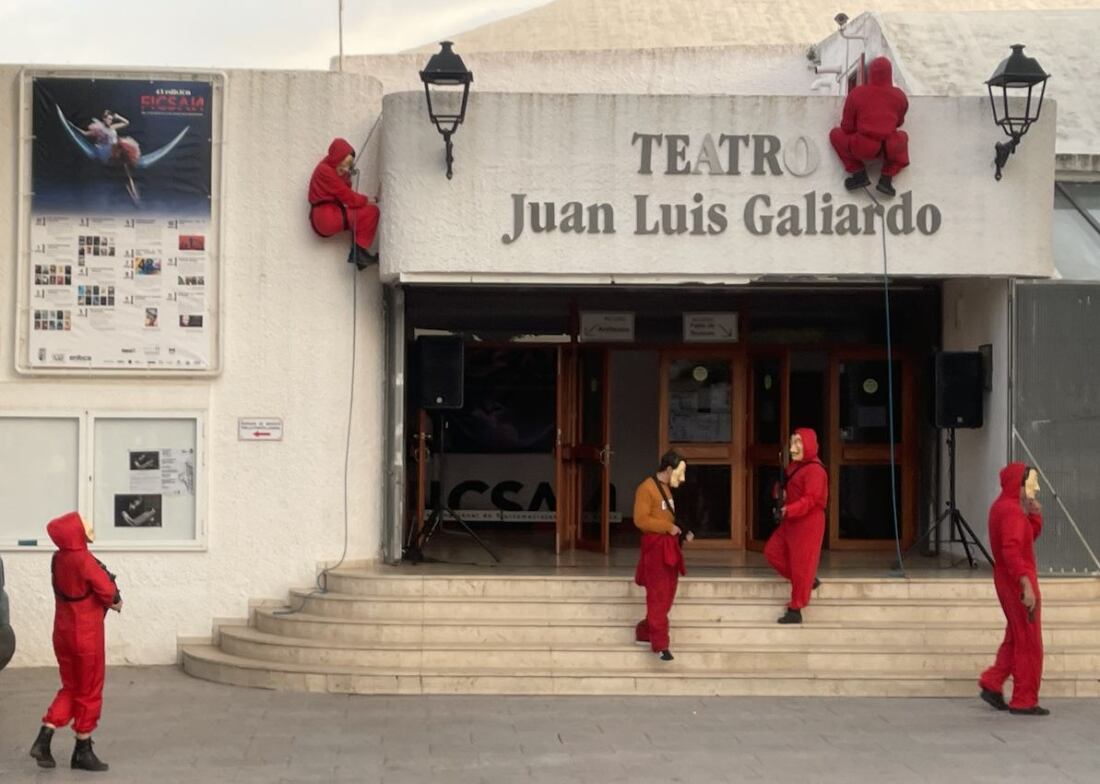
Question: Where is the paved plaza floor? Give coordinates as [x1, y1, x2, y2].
[1, 666, 1098, 783]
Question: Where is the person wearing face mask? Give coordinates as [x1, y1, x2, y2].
[308, 138, 380, 270]
[633, 450, 692, 662]
[764, 428, 828, 624]
[29, 512, 122, 772]
[979, 464, 1049, 716]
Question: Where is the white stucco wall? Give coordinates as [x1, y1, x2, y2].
[0, 67, 387, 666]
[343, 46, 814, 97]
[380, 91, 1055, 284]
[941, 278, 1011, 547]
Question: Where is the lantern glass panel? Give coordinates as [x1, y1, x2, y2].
[425, 84, 469, 134]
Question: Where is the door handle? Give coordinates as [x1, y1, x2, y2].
[599, 446, 613, 466]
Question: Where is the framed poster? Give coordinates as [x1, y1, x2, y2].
[92, 415, 200, 544]
[17, 69, 224, 373]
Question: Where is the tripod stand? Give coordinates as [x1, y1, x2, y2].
[897, 428, 993, 569]
[403, 413, 501, 564]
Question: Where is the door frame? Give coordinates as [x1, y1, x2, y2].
[826, 347, 918, 551]
[745, 349, 791, 551]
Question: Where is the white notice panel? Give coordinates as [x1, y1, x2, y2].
[238, 418, 284, 441]
[579, 312, 634, 343]
[683, 313, 739, 343]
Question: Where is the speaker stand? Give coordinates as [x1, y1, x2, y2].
[404, 414, 501, 564]
[894, 428, 993, 569]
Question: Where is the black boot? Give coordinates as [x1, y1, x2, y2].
[1009, 705, 1051, 716]
[813, 578, 821, 591]
[980, 688, 1009, 711]
[777, 608, 802, 624]
[844, 170, 870, 190]
[876, 174, 896, 197]
[29, 725, 56, 768]
[71, 737, 109, 772]
[656, 649, 674, 662]
[353, 245, 378, 270]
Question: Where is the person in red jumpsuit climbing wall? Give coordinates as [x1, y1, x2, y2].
[828, 56, 910, 197]
[979, 463, 1050, 716]
[633, 451, 692, 661]
[764, 428, 828, 624]
[29, 511, 121, 772]
[308, 137, 381, 270]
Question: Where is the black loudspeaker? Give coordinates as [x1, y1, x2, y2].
[417, 336, 464, 410]
[933, 351, 983, 429]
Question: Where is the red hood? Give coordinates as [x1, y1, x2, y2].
[794, 427, 820, 462]
[324, 138, 355, 168]
[999, 462, 1029, 499]
[869, 56, 894, 87]
[47, 511, 88, 552]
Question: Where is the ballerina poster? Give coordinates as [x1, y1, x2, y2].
[24, 73, 220, 371]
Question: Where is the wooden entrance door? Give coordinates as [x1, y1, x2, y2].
[556, 345, 611, 554]
[658, 349, 745, 548]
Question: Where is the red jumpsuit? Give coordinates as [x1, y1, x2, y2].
[979, 463, 1044, 709]
[633, 478, 685, 652]
[829, 57, 910, 177]
[765, 428, 828, 611]
[42, 512, 118, 735]
[308, 138, 380, 252]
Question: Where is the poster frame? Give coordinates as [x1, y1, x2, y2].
[14, 66, 227, 377]
[0, 409, 207, 552]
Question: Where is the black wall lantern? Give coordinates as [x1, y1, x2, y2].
[985, 44, 1049, 181]
[419, 41, 473, 180]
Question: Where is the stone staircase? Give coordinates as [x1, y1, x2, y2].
[180, 569, 1100, 697]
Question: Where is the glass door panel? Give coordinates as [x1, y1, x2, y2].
[830, 352, 915, 549]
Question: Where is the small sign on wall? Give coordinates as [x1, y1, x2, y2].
[579, 312, 635, 343]
[238, 418, 283, 441]
[683, 312, 739, 343]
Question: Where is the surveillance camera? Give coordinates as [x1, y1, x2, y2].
[834, 12, 849, 28]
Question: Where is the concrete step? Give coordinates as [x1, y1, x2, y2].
[285, 590, 1100, 624]
[252, 608, 1100, 648]
[181, 644, 1100, 698]
[323, 570, 1100, 602]
[216, 625, 1100, 674]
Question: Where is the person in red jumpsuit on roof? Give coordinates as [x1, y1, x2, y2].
[29, 511, 121, 772]
[829, 56, 910, 197]
[979, 463, 1050, 716]
[765, 428, 828, 624]
[308, 137, 380, 270]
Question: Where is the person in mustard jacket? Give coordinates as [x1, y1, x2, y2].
[633, 451, 691, 661]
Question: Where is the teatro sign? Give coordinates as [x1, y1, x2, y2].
[501, 131, 942, 244]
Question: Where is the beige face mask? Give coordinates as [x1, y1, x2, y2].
[669, 461, 687, 488]
[82, 517, 95, 543]
[789, 434, 804, 462]
[1023, 469, 1040, 501]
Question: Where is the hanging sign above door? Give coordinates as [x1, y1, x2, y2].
[579, 312, 635, 343]
[683, 312, 739, 343]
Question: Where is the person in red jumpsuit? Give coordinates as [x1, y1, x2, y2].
[308, 138, 380, 270]
[765, 428, 828, 624]
[828, 56, 910, 197]
[29, 512, 121, 772]
[633, 451, 692, 661]
[979, 463, 1049, 715]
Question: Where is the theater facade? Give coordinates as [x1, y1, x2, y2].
[376, 89, 1053, 560]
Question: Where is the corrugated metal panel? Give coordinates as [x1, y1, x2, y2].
[1013, 283, 1100, 573]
